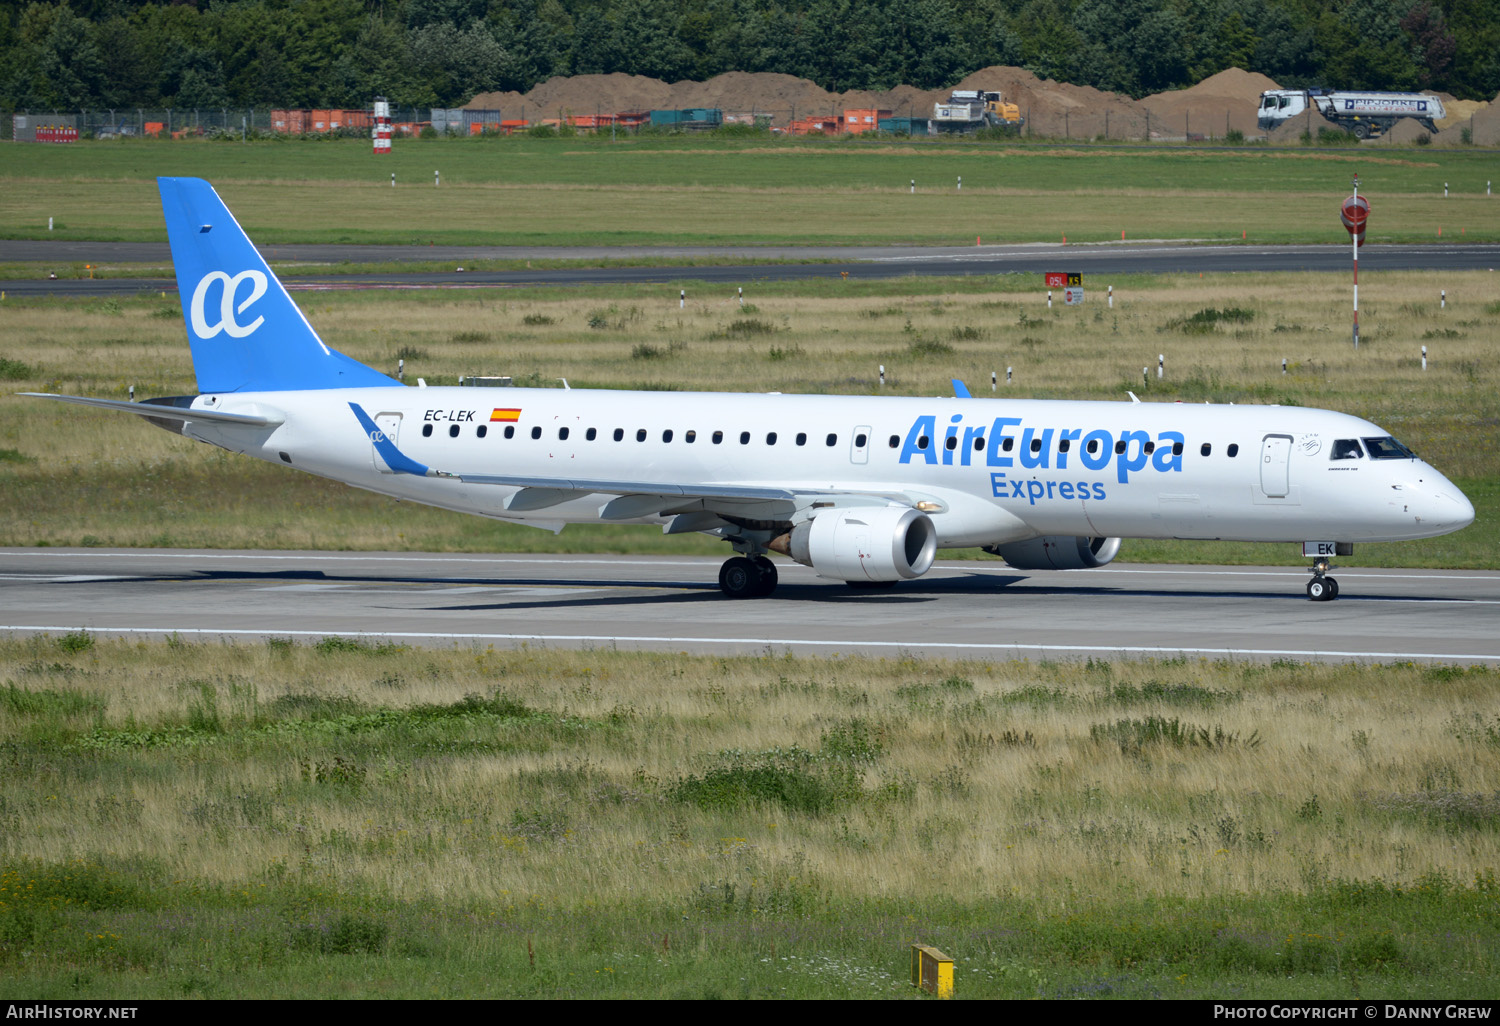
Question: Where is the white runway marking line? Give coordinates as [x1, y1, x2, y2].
[1, 625, 1495, 663]
[7, 551, 1500, 584]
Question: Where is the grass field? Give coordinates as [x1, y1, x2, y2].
[1, 269, 1495, 567]
[1, 635, 1496, 998]
[1, 136, 1497, 247]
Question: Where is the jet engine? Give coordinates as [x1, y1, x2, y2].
[983, 535, 1120, 570]
[774, 506, 938, 582]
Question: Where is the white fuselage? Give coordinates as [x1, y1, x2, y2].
[182, 387, 1473, 548]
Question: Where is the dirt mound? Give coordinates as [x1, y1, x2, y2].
[1381, 117, 1435, 144]
[468, 73, 674, 116]
[1435, 98, 1488, 131]
[1141, 68, 1278, 138]
[1463, 91, 1500, 145]
[466, 69, 1493, 144]
[1267, 108, 1339, 143]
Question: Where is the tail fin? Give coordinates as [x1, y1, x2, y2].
[159, 177, 398, 393]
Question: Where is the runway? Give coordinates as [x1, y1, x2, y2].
[3, 242, 1498, 297]
[2, 548, 1496, 664]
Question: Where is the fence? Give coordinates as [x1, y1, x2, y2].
[4, 105, 1258, 143]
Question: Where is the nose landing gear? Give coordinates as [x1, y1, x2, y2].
[1306, 557, 1340, 602]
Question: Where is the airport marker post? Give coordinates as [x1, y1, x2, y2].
[1340, 177, 1369, 350]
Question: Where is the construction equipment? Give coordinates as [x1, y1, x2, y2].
[931, 90, 1024, 134]
[1257, 89, 1445, 139]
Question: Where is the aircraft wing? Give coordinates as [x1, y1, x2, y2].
[22, 393, 285, 427]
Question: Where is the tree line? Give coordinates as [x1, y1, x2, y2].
[2, 0, 1495, 113]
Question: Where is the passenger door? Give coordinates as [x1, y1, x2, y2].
[371, 412, 403, 473]
[1259, 434, 1292, 498]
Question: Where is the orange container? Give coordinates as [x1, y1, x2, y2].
[144, 121, 164, 137]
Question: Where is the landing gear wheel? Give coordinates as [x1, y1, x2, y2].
[719, 556, 762, 599]
[1306, 577, 1338, 602]
[751, 556, 778, 597]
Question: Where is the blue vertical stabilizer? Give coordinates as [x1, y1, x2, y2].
[159, 177, 400, 393]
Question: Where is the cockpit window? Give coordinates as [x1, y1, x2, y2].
[1331, 439, 1364, 460]
[1362, 436, 1416, 460]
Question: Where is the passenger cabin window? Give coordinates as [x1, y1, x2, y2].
[531, 426, 542, 439]
[1029, 438, 1042, 453]
[1087, 439, 1099, 454]
[1172, 442, 1183, 456]
[1331, 438, 1364, 460]
[558, 427, 569, 440]
[855, 433, 867, 447]
[1363, 436, 1416, 460]
[1143, 441, 1155, 454]
[1200, 442, 1211, 456]
[712, 431, 724, 444]
[766, 432, 778, 445]
[505, 426, 515, 439]
[795, 432, 807, 446]
[917, 436, 929, 450]
[449, 425, 460, 438]
[586, 428, 597, 441]
[612, 428, 624, 441]
[636, 429, 647, 442]
[826, 433, 838, 447]
[741, 431, 751, 445]
[1114, 440, 1126, 454]
[947, 436, 959, 451]
[974, 436, 984, 451]
[477, 425, 487, 439]
[662, 429, 673, 443]
[1058, 439, 1070, 453]
[685, 430, 696, 444]
[1227, 443, 1239, 457]
[889, 435, 900, 448]
[422, 424, 433, 437]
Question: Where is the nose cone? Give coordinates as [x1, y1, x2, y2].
[1428, 473, 1475, 532]
[1441, 486, 1477, 531]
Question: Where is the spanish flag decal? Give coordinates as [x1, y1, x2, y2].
[490, 408, 521, 422]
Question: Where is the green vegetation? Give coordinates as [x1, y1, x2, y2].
[3, 138, 1498, 247]
[3, 0, 1494, 112]
[0, 638, 1496, 998]
[1, 269, 1494, 568]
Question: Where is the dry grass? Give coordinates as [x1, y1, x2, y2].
[3, 636, 1496, 908]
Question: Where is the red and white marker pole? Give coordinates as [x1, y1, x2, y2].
[1340, 177, 1369, 350]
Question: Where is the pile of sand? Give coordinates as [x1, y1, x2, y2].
[1376, 117, 1434, 144]
[467, 67, 1489, 146]
[1466, 90, 1500, 145]
[1140, 67, 1279, 138]
[1267, 108, 1339, 143]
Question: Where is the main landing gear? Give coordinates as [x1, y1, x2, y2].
[719, 555, 778, 598]
[1306, 557, 1340, 602]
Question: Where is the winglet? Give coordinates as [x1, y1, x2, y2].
[349, 403, 430, 476]
[951, 379, 972, 398]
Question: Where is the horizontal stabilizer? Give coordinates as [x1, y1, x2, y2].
[21, 393, 284, 426]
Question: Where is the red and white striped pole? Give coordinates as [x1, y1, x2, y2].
[1340, 176, 1369, 350]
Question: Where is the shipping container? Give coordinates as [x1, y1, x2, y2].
[843, 108, 891, 134]
[878, 117, 929, 136]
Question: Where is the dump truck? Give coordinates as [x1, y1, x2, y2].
[930, 90, 1024, 134]
[1257, 89, 1445, 139]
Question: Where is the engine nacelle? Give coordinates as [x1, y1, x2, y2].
[779, 506, 938, 582]
[983, 535, 1120, 570]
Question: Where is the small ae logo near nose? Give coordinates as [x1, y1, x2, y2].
[190, 270, 268, 339]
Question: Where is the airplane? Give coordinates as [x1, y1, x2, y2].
[23, 177, 1475, 602]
